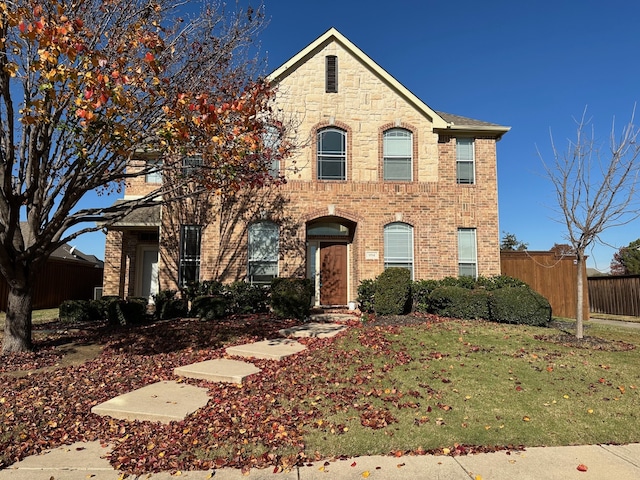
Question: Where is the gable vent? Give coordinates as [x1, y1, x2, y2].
[326, 55, 338, 93]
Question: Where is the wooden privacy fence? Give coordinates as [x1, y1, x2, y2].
[0, 258, 103, 311]
[500, 251, 589, 320]
[587, 275, 640, 316]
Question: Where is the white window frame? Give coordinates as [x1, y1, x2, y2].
[384, 222, 414, 279]
[383, 128, 413, 181]
[317, 128, 346, 180]
[145, 159, 163, 184]
[456, 137, 475, 184]
[248, 221, 279, 285]
[458, 228, 478, 278]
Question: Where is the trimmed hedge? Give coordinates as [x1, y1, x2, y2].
[59, 300, 91, 323]
[190, 295, 228, 320]
[153, 290, 188, 320]
[374, 267, 412, 316]
[357, 279, 376, 314]
[428, 286, 491, 320]
[270, 277, 313, 320]
[356, 274, 552, 326]
[226, 281, 269, 314]
[488, 287, 552, 326]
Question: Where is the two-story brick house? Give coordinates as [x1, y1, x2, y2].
[102, 28, 510, 306]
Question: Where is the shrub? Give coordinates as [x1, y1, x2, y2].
[411, 279, 440, 312]
[488, 287, 552, 326]
[374, 268, 412, 316]
[59, 300, 91, 323]
[88, 299, 105, 320]
[226, 281, 269, 314]
[270, 277, 313, 320]
[357, 279, 376, 313]
[120, 299, 147, 324]
[478, 275, 528, 291]
[153, 290, 188, 320]
[181, 280, 224, 303]
[428, 286, 490, 320]
[190, 295, 228, 320]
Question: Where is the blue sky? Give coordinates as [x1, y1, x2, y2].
[74, 0, 640, 271]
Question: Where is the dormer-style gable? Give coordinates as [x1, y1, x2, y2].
[268, 27, 510, 140]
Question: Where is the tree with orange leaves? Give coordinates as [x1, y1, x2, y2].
[0, 0, 292, 353]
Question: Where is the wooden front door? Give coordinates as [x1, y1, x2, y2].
[320, 242, 347, 306]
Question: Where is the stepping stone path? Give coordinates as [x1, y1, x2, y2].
[91, 319, 349, 423]
[174, 358, 261, 383]
[225, 338, 307, 360]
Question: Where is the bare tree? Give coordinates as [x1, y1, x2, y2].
[541, 108, 640, 338]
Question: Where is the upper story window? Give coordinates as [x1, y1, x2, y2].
[179, 225, 202, 287]
[248, 221, 279, 285]
[145, 159, 163, 184]
[383, 128, 412, 181]
[263, 125, 280, 178]
[458, 228, 477, 278]
[317, 128, 346, 180]
[384, 222, 414, 279]
[456, 138, 475, 184]
[182, 154, 203, 177]
[326, 55, 338, 93]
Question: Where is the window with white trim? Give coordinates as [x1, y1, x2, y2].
[458, 228, 477, 277]
[179, 225, 202, 286]
[145, 159, 162, 184]
[263, 125, 280, 178]
[456, 138, 475, 184]
[383, 128, 412, 181]
[248, 221, 279, 285]
[317, 128, 346, 180]
[384, 222, 414, 278]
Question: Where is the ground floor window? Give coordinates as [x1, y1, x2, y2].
[384, 222, 414, 278]
[248, 221, 279, 285]
[179, 225, 202, 286]
[458, 228, 477, 277]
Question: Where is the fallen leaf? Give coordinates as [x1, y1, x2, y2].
[362, 471, 370, 478]
[577, 464, 588, 472]
[351, 462, 357, 467]
[523, 416, 531, 422]
[397, 463, 405, 468]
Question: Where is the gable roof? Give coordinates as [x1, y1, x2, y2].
[268, 27, 510, 139]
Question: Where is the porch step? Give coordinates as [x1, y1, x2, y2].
[279, 322, 348, 339]
[174, 358, 261, 384]
[91, 381, 210, 424]
[226, 338, 307, 360]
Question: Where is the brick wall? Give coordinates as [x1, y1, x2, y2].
[109, 35, 503, 303]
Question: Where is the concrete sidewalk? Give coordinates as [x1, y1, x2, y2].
[1, 441, 639, 479]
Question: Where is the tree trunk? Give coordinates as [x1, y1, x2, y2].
[2, 283, 34, 354]
[575, 251, 585, 339]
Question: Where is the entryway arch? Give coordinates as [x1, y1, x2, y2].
[306, 216, 356, 306]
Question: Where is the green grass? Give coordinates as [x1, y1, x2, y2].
[300, 320, 640, 457]
[0, 308, 59, 330]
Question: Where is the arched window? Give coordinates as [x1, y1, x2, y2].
[384, 222, 414, 277]
[248, 221, 279, 285]
[383, 128, 412, 181]
[317, 128, 346, 180]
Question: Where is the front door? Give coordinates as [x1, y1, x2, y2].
[140, 248, 159, 302]
[320, 242, 347, 306]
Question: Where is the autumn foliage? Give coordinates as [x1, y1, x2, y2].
[0, 0, 291, 352]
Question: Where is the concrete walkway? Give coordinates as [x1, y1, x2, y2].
[1, 441, 639, 479]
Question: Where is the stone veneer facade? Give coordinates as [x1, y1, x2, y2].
[103, 29, 508, 305]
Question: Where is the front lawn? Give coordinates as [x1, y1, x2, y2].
[0, 314, 638, 474]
